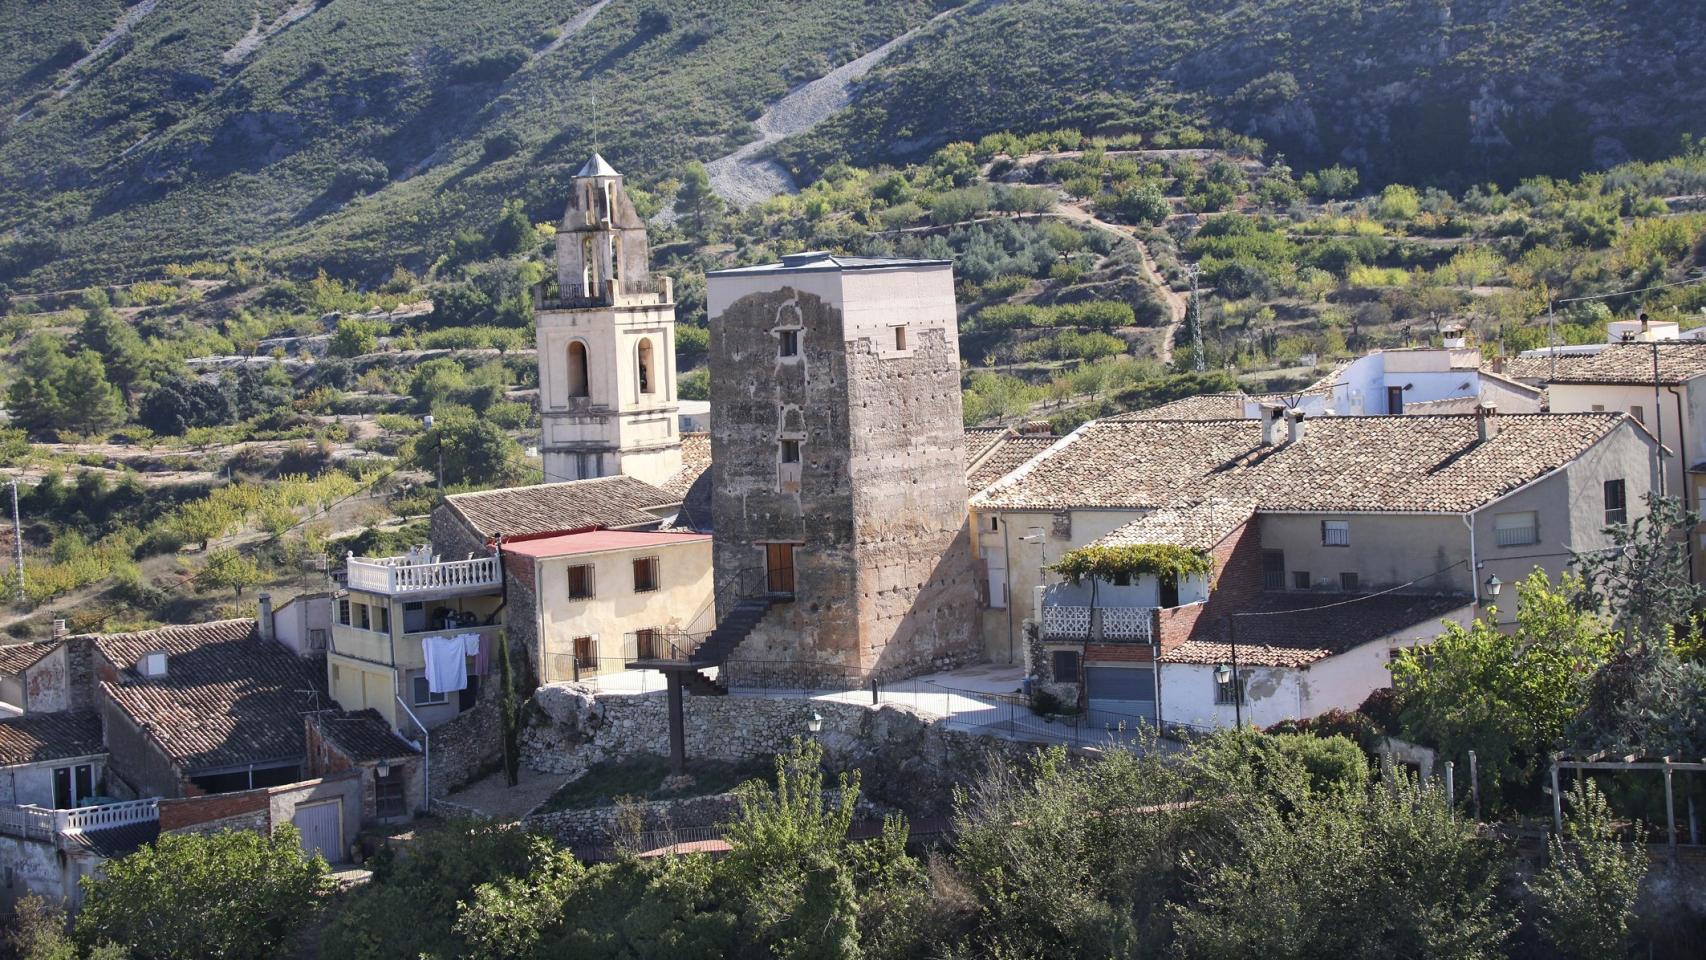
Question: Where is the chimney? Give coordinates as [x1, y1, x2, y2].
[1490, 355, 1505, 374]
[51, 619, 67, 640]
[1640, 312, 1650, 337]
[1018, 420, 1053, 437]
[1260, 403, 1286, 445]
[140, 650, 168, 679]
[1286, 409, 1307, 444]
[1476, 401, 1499, 441]
[257, 593, 274, 645]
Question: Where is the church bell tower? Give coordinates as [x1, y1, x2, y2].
[535, 155, 681, 486]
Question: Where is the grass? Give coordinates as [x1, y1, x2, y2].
[538, 755, 776, 813]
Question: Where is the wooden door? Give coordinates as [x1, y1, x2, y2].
[765, 544, 795, 596]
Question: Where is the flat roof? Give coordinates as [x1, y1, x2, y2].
[502, 529, 711, 559]
[708, 252, 952, 278]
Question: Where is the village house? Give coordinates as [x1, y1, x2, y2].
[501, 529, 714, 683]
[971, 406, 1661, 727]
[1504, 340, 1706, 579]
[0, 637, 84, 716]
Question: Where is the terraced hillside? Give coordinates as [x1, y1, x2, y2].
[1, 0, 1703, 290]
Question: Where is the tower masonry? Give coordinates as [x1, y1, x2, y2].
[705, 252, 981, 683]
[535, 154, 681, 487]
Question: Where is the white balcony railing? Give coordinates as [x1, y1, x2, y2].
[346, 553, 501, 595]
[0, 798, 159, 843]
[1041, 605, 1157, 642]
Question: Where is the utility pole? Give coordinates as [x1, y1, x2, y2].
[10, 480, 23, 603]
[1190, 264, 1205, 373]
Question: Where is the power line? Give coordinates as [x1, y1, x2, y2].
[1230, 559, 1468, 618]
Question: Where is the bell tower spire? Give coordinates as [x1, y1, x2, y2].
[535, 156, 681, 486]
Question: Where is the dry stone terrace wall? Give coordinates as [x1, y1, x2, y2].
[522, 683, 1037, 819]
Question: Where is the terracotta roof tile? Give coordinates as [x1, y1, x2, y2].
[1091, 499, 1256, 551]
[0, 711, 104, 765]
[963, 427, 1010, 468]
[315, 710, 418, 763]
[974, 413, 1631, 514]
[1508, 343, 1706, 385]
[88, 620, 320, 774]
[967, 435, 1060, 494]
[0, 641, 56, 675]
[1114, 393, 1251, 421]
[1161, 592, 1473, 667]
[445, 475, 675, 538]
[657, 433, 712, 499]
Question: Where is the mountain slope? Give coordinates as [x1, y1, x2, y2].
[1, 0, 1703, 290]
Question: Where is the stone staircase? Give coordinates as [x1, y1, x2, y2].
[679, 597, 777, 695]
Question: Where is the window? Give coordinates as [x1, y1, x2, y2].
[634, 628, 660, 660]
[1590, 403, 1606, 412]
[780, 439, 801, 464]
[337, 598, 350, 625]
[778, 329, 799, 357]
[1321, 520, 1350, 547]
[1050, 650, 1080, 680]
[356, 603, 370, 630]
[1604, 479, 1627, 525]
[1629, 405, 1645, 424]
[632, 556, 659, 593]
[988, 515, 999, 531]
[567, 564, 595, 600]
[52, 763, 94, 809]
[637, 338, 655, 395]
[308, 628, 328, 652]
[566, 341, 589, 398]
[573, 636, 595, 670]
[375, 605, 390, 633]
[893, 325, 908, 351]
[1494, 510, 1539, 547]
[412, 675, 447, 706]
[374, 768, 407, 820]
[1340, 571, 1360, 592]
[1262, 550, 1285, 590]
[1112, 571, 1132, 587]
[1293, 571, 1312, 590]
[1214, 671, 1246, 706]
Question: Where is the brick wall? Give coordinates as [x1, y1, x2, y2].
[1157, 518, 1264, 654]
[1084, 643, 1155, 662]
[159, 789, 268, 832]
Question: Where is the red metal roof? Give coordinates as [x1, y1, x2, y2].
[501, 529, 711, 559]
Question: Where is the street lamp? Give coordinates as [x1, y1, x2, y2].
[1484, 574, 1502, 598]
[1219, 615, 1244, 728]
[806, 711, 823, 734]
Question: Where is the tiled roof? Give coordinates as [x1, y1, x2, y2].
[316, 710, 418, 763]
[90, 620, 320, 774]
[964, 427, 1010, 468]
[66, 820, 160, 859]
[1114, 393, 1250, 421]
[502, 529, 710, 559]
[974, 413, 1632, 514]
[1509, 343, 1706, 385]
[1091, 499, 1256, 552]
[0, 711, 104, 765]
[967, 435, 1060, 494]
[0, 641, 56, 675]
[657, 433, 712, 499]
[1161, 592, 1473, 667]
[709, 252, 950, 276]
[444, 475, 675, 538]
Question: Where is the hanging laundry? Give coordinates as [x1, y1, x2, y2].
[472, 631, 493, 676]
[423, 635, 468, 694]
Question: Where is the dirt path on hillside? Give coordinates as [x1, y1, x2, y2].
[1054, 203, 1188, 364]
[223, 0, 320, 65]
[534, 0, 613, 61]
[704, 5, 972, 207]
[39, 0, 159, 106]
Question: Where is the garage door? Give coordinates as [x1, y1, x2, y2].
[1084, 666, 1157, 721]
[293, 799, 344, 864]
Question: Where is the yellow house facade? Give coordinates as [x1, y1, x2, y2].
[501, 530, 714, 683]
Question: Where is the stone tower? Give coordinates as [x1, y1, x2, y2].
[535, 154, 681, 487]
[705, 253, 981, 683]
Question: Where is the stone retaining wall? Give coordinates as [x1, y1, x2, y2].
[521, 685, 1037, 818]
[429, 700, 503, 798]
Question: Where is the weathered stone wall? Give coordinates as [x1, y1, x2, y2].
[428, 699, 503, 798]
[708, 281, 979, 684]
[710, 287, 859, 674]
[0, 835, 74, 910]
[521, 789, 876, 848]
[522, 684, 1037, 818]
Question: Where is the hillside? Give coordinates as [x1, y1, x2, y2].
[2, 0, 1704, 290]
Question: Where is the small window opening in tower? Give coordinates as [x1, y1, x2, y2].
[894, 325, 908, 351]
[779, 329, 799, 357]
[567, 341, 590, 398]
[637, 338, 655, 395]
[780, 439, 801, 463]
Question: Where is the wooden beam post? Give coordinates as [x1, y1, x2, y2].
[1664, 762, 1677, 862]
[1551, 758, 1563, 835]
